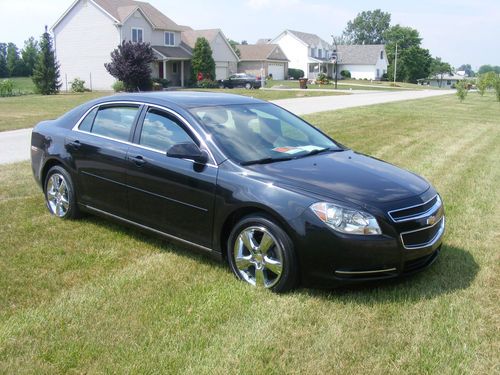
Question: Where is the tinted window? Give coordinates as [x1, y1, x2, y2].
[78, 107, 98, 132]
[140, 109, 194, 152]
[92, 106, 139, 141]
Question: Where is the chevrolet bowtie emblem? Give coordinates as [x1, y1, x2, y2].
[426, 215, 437, 225]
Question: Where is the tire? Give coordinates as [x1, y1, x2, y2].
[227, 215, 298, 293]
[44, 165, 80, 219]
[219, 84, 225, 89]
[245, 82, 252, 90]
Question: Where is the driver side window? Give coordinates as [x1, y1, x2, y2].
[139, 108, 195, 152]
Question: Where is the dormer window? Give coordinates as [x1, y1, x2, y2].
[132, 28, 143, 43]
[165, 32, 175, 46]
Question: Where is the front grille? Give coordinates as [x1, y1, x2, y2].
[400, 217, 445, 249]
[403, 249, 440, 274]
[389, 195, 440, 222]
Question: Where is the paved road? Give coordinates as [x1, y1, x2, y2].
[0, 89, 454, 165]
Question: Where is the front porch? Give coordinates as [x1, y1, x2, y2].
[152, 59, 191, 87]
[307, 60, 335, 80]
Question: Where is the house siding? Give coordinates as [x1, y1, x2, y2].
[272, 33, 308, 77]
[211, 33, 238, 79]
[53, 0, 120, 90]
[121, 11, 154, 43]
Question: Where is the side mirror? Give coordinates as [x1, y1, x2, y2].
[167, 142, 209, 164]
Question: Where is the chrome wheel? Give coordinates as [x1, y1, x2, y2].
[233, 226, 284, 288]
[46, 173, 70, 217]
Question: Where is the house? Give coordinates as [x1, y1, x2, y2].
[180, 29, 239, 80]
[336, 45, 388, 80]
[236, 44, 289, 80]
[417, 73, 468, 88]
[51, 0, 237, 90]
[270, 30, 334, 79]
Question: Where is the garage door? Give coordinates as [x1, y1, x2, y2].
[268, 63, 285, 80]
[216, 62, 229, 80]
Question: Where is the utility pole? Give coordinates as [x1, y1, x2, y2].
[393, 42, 398, 84]
[331, 34, 338, 89]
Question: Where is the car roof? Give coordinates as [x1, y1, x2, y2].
[96, 91, 265, 109]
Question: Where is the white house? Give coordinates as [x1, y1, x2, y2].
[270, 30, 334, 79]
[336, 45, 388, 80]
[180, 29, 239, 80]
[417, 73, 468, 88]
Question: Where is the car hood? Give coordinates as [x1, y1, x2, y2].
[246, 150, 430, 205]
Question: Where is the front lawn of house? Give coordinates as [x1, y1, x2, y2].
[0, 94, 498, 374]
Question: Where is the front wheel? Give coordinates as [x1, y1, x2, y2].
[44, 165, 80, 219]
[245, 82, 252, 90]
[227, 215, 298, 293]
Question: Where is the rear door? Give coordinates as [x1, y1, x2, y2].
[66, 103, 141, 217]
[126, 106, 217, 248]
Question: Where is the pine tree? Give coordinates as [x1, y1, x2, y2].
[191, 37, 215, 81]
[32, 26, 61, 95]
[0, 43, 8, 78]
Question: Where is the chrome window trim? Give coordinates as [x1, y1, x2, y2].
[71, 101, 218, 168]
[388, 195, 440, 222]
[84, 205, 213, 253]
[400, 216, 445, 250]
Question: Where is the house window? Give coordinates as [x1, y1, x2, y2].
[318, 49, 322, 58]
[380, 50, 384, 59]
[165, 32, 175, 46]
[132, 28, 143, 43]
[172, 62, 178, 73]
[311, 48, 316, 57]
[447, 80, 451, 85]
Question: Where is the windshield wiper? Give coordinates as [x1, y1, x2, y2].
[241, 156, 294, 166]
[295, 147, 344, 159]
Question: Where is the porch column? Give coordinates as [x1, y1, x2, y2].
[163, 60, 167, 79]
[181, 61, 184, 87]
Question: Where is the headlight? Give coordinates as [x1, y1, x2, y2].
[310, 202, 381, 235]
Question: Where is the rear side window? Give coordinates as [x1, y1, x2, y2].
[90, 106, 139, 141]
[78, 107, 98, 132]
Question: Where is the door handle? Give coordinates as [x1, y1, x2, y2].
[129, 155, 146, 167]
[68, 140, 81, 149]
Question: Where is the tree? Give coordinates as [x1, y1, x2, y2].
[478, 65, 500, 75]
[32, 26, 61, 95]
[22, 37, 39, 76]
[241, 40, 248, 45]
[455, 80, 468, 102]
[228, 39, 241, 58]
[457, 64, 474, 77]
[388, 45, 431, 83]
[384, 25, 424, 82]
[0, 43, 8, 78]
[6, 42, 28, 76]
[104, 40, 155, 92]
[191, 37, 215, 81]
[342, 9, 391, 44]
[430, 57, 453, 88]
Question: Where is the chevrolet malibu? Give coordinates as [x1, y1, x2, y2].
[31, 92, 445, 292]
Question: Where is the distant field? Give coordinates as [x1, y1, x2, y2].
[0, 93, 498, 374]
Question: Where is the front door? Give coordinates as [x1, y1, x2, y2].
[159, 61, 164, 79]
[126, 106, 217, 248]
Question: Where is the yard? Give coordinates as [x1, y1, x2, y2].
[266, 79, 443, 91]
[0, 94, 498, 374]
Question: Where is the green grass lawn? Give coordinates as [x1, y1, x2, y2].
[8, 77, 36, 94]
[188, 87, 347, 100]
[267, 79, 442, 91]
[0, 94, 499, 374]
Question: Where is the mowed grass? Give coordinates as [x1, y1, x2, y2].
[0, 94, 499, 374]
[189, 87, 347, 100]
[0, 92, 109, 132]
[267, 79, 439, 91]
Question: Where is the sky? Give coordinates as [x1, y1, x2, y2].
[0, 0, 499, 69]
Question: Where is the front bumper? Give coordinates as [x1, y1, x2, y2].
[293, 203, 445, 287]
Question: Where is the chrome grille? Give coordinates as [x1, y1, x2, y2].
[400, 217, 445, 249]
[389, 195, 441, 222]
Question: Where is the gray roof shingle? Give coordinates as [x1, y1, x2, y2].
[287, 30, 331, 48]
[237, 44, 288, 61]
[336, 44, 386, 65]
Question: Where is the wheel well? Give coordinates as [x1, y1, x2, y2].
[41, 159, 63, 191]
[219, 206, 295, 261]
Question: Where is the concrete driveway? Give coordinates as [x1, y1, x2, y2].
[0, 89, 453, 165]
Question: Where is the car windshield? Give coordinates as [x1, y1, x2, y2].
[190, 103, 341, 164]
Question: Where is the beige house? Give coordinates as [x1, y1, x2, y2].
[181, 29, 239, 80]
[237, 44, 289, 80]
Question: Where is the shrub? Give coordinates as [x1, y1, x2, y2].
[0, 79, 14, 97]
[196, 79, 219, 89]
[340, 70, 351, 79]
[494, 77, 500, 102]
[191, 37, 216, 81]
[455, 80, 468, 102]
[315, 73, 330, 85]
[152, 78, 169, 88]
[112, 80, 125, 92]
[288, 68, 304, 80]
[70, 78, 86, 92]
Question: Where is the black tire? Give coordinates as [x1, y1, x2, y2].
[245, 82, 252, 90]
[219, 84, 225, 89]
[227, 215, 298, 293]
[44, 165, 80, 219]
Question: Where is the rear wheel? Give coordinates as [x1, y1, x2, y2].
[245, 82, 252, 90]
[44, 166, 80, 219]
[227, 215, 298, 292]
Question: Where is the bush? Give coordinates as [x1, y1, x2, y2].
[112, 80, 125, 92]
[152, 78, 169, 88]
[288, 68, 304, 80]
[0, 79, 14, 97]
[315, 73, 330, 85]
[340, 70, 351, 79]
[494, 77, 500, 102]
[70, 78, 86, 93]
[196, 79, 219, 89]
[455, 80, 468, 102]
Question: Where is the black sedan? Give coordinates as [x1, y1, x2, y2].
[31, 92, 445, 292]
[218, 73, 262, 89]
